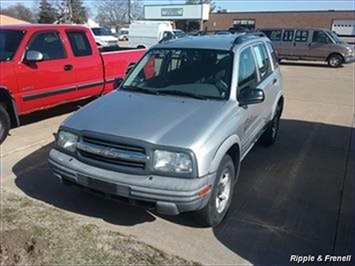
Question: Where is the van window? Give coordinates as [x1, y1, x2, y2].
[238, 47, 258, 92]
[28, 32, 66, 60]
[67, 31, 92, 57]
[295, 30, 309, 42]
[263, 30, 282, 41]
[282, 30, 294, 42]
[312, 31, 330, 43]
[266, 41, 279, 68]
[253, 43, 272, 80]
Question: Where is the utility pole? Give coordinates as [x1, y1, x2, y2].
[128, 0, 131, 24]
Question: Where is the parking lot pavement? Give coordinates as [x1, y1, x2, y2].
[1, 62, 354, 265]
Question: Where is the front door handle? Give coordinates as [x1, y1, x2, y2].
[64, 64, 73, 71]
[273, 79, 278, 85]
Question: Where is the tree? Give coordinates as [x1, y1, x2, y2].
[38, 0, 58, 23]
[1, 3, 36, 23]
[58, 0, 87, 24]
[95, 0, 143, 28]
[185, 0, 216, 13]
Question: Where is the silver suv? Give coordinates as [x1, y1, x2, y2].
[49, 33, 284, 227]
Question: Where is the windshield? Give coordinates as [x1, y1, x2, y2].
[92, 28, 112, 36]
[173, 30, 186, 38]
[122, 49, 233, 100]
[328, 31, 343, 44]
[0, 29, 26, 62]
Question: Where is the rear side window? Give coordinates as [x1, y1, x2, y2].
[238, 47, 258, 91]
[263, 30, 282, 41]
[253, 43, 272, 80]
[266, 41, 279, 68]
[28, 32, 66, 60]
[295, 30, 309, 42]
[283, 30, 294, 42]
[67, 31, 92, 57]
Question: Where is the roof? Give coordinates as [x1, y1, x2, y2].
[153, 34, 266, 51]
[0, 14, 30, 25]
[0, 23, 90, 31]
[154, 35, 239, 50]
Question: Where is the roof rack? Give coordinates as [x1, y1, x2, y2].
[233, 32, 266, 44]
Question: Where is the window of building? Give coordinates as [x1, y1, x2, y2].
[295, 30, 309, 42]
[66, 31, 92, 57]
[28, 32, 66, 60]
[282, 30, 294, 42]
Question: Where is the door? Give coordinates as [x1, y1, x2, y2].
[332, 19, 355, 36]
[16, 31, 76, 113]
[237, 46, 265, 155]
[292, 30, 310, 59]
[308, 30, 334, 60]
[279, 29, 295, 58]
[66, 30, 104, 98]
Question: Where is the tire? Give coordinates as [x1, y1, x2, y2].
[0, 104, 10, 145]
[260, 105, 281, 146]
[328, 54, 343, 68]
[195, 154, 236, 227]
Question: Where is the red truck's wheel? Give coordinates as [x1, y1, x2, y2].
[0, 104, 10, 144]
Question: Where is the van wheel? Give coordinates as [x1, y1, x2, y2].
[328, 54, 343, 68]
[0, 104, 10, 144]
[195, 154, 235, 227]
[260, 105, 281, 146]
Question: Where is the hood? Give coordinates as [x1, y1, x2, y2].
[63, 90, 232, 149]
[95, 35, 118, 41]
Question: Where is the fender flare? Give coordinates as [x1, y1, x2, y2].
[208, 134, 241, 174]
[271, 93, 284, 119]
[0, 87, 20, 127]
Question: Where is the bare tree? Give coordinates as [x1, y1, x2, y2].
[1, 3, 36, 23]
[95, 0, 143, 28]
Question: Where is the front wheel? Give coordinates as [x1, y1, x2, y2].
[195, 154, 236, 227]
[328, 54, 343, 68]
[0, 104, 10, 144]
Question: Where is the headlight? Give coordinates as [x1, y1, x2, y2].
[57, 131, 78, 153]
[153, 150, 192, 174]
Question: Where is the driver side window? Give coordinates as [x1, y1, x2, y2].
[237, 47, 258, 98]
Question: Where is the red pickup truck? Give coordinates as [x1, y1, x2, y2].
[0, 24, 146, 144]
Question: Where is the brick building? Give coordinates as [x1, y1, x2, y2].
[204, 10, 355, 36]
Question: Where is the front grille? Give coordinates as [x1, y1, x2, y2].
[78, 136, 148, 170]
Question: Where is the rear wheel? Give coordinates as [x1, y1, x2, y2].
[260, 105, 281, 146]
[328, 54, 343, 68]
[195, 154, 236, 227]
[0, 104, 10, 144]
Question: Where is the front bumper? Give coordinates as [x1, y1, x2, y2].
[344, 54, 355, 64]
[48, 149, 215, 215]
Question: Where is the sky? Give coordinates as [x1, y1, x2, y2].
[0, 0, 354, 13]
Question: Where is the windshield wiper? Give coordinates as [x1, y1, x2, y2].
[156, 90, 208, 100]
[121, 86, 159, 95]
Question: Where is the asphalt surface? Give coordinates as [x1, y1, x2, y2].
[1, 61, 354, 265]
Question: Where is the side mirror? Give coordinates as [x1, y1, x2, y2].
[25, 50, 44, 62]
[238, 88, 265, 106]
[114, 77, 124, 89]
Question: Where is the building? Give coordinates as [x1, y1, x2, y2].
[204, 10, 355, 36]
[144, 4, 210, 31]
[0, 14, 30, 25]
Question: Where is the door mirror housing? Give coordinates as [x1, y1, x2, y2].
[25, 50, 44, 62]
[238, 88, 265, 106]
[114, 77, 124, 89]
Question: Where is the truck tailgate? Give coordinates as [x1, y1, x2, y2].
[101, 49, 146, 93]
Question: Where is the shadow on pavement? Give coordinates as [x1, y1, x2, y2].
[13, 119, 354, 264]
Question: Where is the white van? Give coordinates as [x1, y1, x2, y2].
[128, 21, 174, 48]
[91, 27, 119, 47]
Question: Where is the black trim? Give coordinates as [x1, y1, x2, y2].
[23, 86, 76, 101]
[22, 80, 104, 101]
[77, 81, 104, 90]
